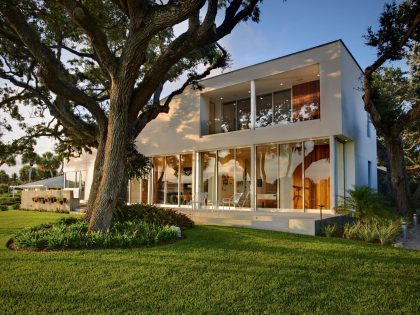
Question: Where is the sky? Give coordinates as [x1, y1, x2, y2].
[0, 0, 394, 175]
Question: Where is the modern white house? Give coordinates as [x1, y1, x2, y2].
[64, 40, 377, 234]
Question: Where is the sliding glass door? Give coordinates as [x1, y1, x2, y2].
[256, 139, 330, 211]
[200, 148, 251, 208]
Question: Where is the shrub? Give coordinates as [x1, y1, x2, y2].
[371, 219, 401, 245]
[343, 219, 400, 245]
[0, 196, 21, 205]
[322, 224, 338, 237]
[113, 204, 194, 230]
[0, 205, 8, 211]
[18, 208, 70, 214]
[12, 217, 179, 250]
[336, 186, 394, 221]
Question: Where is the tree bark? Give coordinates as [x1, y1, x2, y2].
[85, 134, 106, 222]
[384, 133, 411, 216]
[88, 91, 129, 232]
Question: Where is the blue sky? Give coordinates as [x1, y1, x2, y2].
[219, 0, 388, 71]
[1, 0, 395, 175]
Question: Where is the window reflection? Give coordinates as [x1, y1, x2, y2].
[256, 145, 278, 208]
[304, 140, 330, 209]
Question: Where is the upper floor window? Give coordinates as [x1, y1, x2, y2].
[202, 64, 320, 136]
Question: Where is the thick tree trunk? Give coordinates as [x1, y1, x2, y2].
[384, 134, 411, 216]
[85, 135, 106, 222]
[88, 96, 128, 232]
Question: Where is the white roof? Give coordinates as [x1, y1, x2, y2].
[11, 175, 64, 189]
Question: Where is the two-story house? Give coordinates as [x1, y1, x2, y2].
[64, 40, 377, 234]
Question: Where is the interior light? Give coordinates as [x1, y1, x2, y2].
[280, 83, 284, 86]
[220, 97, 223, 100]
[248, 90, 250, 93]
[317, 74, 320, 77]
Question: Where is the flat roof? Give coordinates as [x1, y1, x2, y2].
[200, 39, 364, 82]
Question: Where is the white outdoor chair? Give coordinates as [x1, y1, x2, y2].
[190, 192, 207, 209]
[222, 193, 243, 209]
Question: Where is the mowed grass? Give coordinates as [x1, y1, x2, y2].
[0, 211, 419, 314]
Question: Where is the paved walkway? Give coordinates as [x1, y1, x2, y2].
[399, 225, 420, 250]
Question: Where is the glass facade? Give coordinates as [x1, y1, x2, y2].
[303, 139, 330, 209]
[64, 170, 87, 199]
[149, 139, 332, 211]
[128, 178, 148, 204]
[201, 151, 217, 205]
[203, 64, 320, 136]
[199, 148, 251, 208]
[153, 154, 193, 206]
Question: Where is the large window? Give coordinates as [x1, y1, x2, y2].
[153, 154, 192, 206]
[279, 143, 303, 209]
[165, 155, 179, 205]
[201, 151, 217, 205]
[128, 178, 148, 204]
[304, 139, 330, 209]
[203, 65, 320, 135]
[256, 139, 330, 210]
[217, 149, 235, 204]
[64, 170, 87, 199]
[153, 157, 165, 204]
[256, 145, 278, 208]
[292, 80, 320, 122]
[200, 148, 251, 208]
[235, 148, 251, 207]
[273, 89, 292, 124]
[256, 94, 273, 128]
[180, 154, 193, 205]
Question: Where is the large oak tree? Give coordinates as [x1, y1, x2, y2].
[0, 0, 262, 231]
[363, 0, 419, 216]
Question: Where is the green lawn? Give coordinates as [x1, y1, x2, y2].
[0, 211, 419, 314]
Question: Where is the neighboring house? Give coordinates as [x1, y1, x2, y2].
[64, 40, 377, 217]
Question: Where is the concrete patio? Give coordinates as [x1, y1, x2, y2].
[178, 209, 341, 236]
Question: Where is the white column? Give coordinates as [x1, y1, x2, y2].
[250, 145, 256, 211]
[250, 80, 256, 130]
[148, 169, 153, 205]
[329, 136, 336, 213]
[194, 152, 200, 203]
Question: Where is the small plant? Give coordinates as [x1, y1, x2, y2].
[12, 204, 20, 210]
[372, 219, 401, 245]
[322, 224, 338, 237]
[0, 205, 8, 211]
[336, 186, 394, 222]
[343, 218, 401, 245]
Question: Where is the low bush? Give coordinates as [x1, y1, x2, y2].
[343, 218, 401, 245]
[12, 204, 20, 210]
[336, 186, 395, 221]
[0, 205, 8, 211]
[322, 224, 339, 237]
[0, 196, 21, 206]
[18, 208, 69, 214]
[12, 217, 179, 250]
[113, 204, 194, 230]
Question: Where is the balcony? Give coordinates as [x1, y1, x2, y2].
[201, 64, 320, 136]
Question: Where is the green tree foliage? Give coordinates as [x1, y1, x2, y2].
[0, 0, 263, 232]
[36, 152, 62, 178]
[363, 0, 419, 215]
[0, 170, 9, 184]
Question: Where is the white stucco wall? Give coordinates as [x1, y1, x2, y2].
[62, 150, 96, 200]
[340, 44, 377, 190]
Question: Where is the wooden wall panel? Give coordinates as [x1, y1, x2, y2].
[292, 80, 320, 122]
